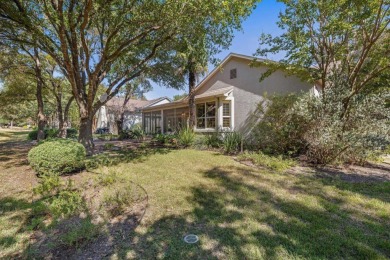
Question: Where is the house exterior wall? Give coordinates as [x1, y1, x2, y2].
[195, 57, 312, 134]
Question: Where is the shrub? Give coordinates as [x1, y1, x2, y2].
[59, 217, 101, 248]
[120, 125, 145, 140]
[222, 131, 242, 154]
[102, 184, 140, 216]
[49, 189, 84, 218]
[33, 173, 62, 197]
[237, 151, 296, 172]
[293, 87, 390, 164]
[32, 175, 85, 220]
[132, 126, 145, 140]
[205, 132, 222, 148]
[27, 128, 78, 140]
[28, 139, 86, 175]
[249, 93, 309, 156]
[103, 143, 114, 150]
[45, 128, 58, 139]
[28, 129, 39, 140]
[177, 127, 195, 148]
[154, 133, 168, 144]
[193, 134, 207, 149]
[66, 128, 78, 139]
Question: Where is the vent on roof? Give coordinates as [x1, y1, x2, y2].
[230, 68, 237, 79]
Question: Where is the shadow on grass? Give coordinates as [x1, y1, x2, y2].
[112, 165, 390, 259]
[86, 145, 173, 169]
[0, 141, 31, 168]
[311, 168, 390, 203]
[9, 159, 390, 259]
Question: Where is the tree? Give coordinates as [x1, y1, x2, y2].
[175, 38, 209, 129]
[114, 76, 152, 134]
[44, 60, 74, 138]
[0, 63, 38, 128]
[255, 0, 390, 163]
[0, 46, 74, 138]
[0, 46, 49, 138]
[0, 0, 258, 153]
[256, 0, 389, 109]
[173, 93, 187, 101]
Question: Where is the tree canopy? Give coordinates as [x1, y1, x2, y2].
[0, 0, 258, 152]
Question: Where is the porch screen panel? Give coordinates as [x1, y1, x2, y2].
[153, 111, 162, 134]
[163, 109, 176, 133]
[175, 107, 189, 130]
[143, 112, 151, 134]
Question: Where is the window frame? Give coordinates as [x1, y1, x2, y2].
[196, 101, 217, 130]
[222, 101, 231, 128]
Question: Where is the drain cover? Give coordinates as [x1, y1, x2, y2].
[184, 234, 199, 244]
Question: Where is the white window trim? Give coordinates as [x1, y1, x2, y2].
[195, 101, 217, 130]
[193, 95, 234, 132]
[222, 101, 231, 129]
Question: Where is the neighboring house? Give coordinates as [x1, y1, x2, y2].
[142, 53, 314, 135]
[95, 97, 170, 133]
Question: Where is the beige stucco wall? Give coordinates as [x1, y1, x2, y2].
[195, 56, 312, 134]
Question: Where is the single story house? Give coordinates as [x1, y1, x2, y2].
[95, 97, 170, 133]
[142, 53, 315, 135]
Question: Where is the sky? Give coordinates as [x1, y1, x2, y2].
[144, 0, 286, 100]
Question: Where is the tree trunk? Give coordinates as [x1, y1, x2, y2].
[34, 48, 46, 141]
[36, 78, 46, 141]
[116, 119, 123, 135]
[10, 120, 13, 128]
[60, 96, 74, 138]
[117, 110, 126, 135]
[188, 68, 196, 129]
[79, 115, 94, 155]
[57, 99, 67, 138]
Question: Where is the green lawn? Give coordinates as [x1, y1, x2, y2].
[0, 128, 29, 142]
[96, 149, 390, 259]
[0, 131, 389, 259]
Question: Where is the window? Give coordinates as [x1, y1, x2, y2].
[222, 102, 231, 128]
[230, 68, 237, 79]
[196, 101, 216, 129]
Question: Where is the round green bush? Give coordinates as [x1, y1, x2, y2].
[28, 139, 86, 175]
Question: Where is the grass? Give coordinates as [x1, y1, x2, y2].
[96, 150, 390, 259]
[0, 128, 29, 142]
[1, 129, 390, 259]
[237, 151, 297, 172]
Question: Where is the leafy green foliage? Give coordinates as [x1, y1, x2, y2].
[28, 139, 86, 175]
[177, 127, 195, 148]
[33, 175, 85, 220]
[237, 151, 297, 172]
[205, 132, 223, 148]
[153, 133, 177, 145]
[293, 88, 390, 164]
[48, 189, 84, 219]
[222, 131, 242, 154]
[118, 127, 145, 140]
[58, 217, 101, 249]
[28, 128, 78, 140]
[172, 93, 187, 101]
[103, 143, 114, 150]
[250, 94, 309, 156]
[33, 173, 62, 197]
[0, 0, 259, 152]
[254, 0, 390, 165]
